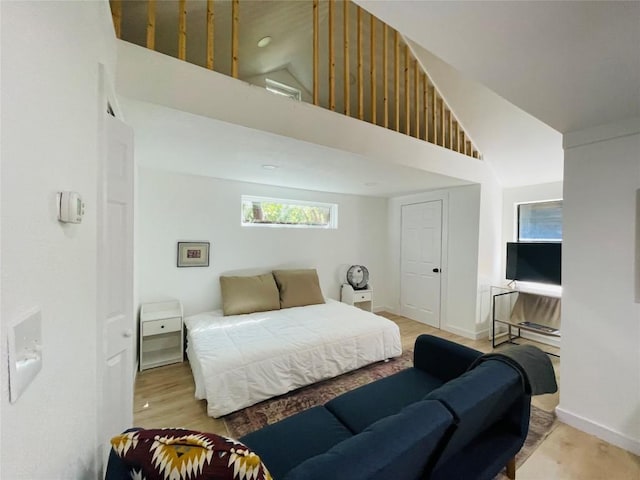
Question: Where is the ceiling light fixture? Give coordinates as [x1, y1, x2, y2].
[262, 164, 278, 170]
[257, 36, 272, 48]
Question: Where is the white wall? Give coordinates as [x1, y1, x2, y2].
[475, 176, 504, 332]
[388, 185, 481, 338]
[558, 117, 640, 454]
[138, 168, 390, 316]
[0, 1, 116, 478]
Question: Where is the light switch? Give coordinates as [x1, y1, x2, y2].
[8, 308, 42, 403]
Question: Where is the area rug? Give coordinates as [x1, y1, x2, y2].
[224, 351, 415, 437]
[223, 349, 558, 474]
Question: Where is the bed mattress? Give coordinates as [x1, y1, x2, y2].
[185, 299, 402, 417]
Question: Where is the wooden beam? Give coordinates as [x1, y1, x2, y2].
[382, 24, 388, 128]
[206, 0, 214, 69]
[456, 121, 461, 152]
[414, 59, 419, 138]
[146, 0, 156, 50]
[343, 0, 350, 115]
[370, 13, 376, 124]
[423, 74, 428, 142]
[178, 0, 187, 61]
[460, 131, 466, 154]
[452, 120, 458, 151]
[357, 5, 363, 120]
[394, 30, 399, 132]
[329, 0, 335, 111]
[404, 44, 409, 135]
[112, 0, 122, 39]
[313, 0, 319, 104]
[443, 109, 448, 147]
[231, 0, 239, 77]
[431, 89, 437, 144]
[439, 98, 445, 146]
[466, 140, 471, 156]
[448, 109, 453, 148]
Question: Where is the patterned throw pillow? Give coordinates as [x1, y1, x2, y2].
[110, 428, 272, 480]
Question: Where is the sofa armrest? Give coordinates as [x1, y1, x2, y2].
[413, 335, 482, 383]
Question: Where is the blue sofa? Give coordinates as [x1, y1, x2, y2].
[106, 335, 531, 480]
[240, 335, 530, 480]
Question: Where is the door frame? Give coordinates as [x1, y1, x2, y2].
[96, 62, 135, 475]
[393, 192, 449, 330]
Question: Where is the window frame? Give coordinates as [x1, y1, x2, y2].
[241, 195, 338, 229]
[515, 199, 563, 242]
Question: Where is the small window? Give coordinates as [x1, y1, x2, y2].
[241, 195, 338, 229]
[265, 78, 302, 101]
[517, 200, 562, 242]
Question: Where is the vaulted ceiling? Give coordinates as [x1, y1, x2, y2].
[357, 0, 640, 134]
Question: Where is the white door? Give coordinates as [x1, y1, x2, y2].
[400, 201, 442, 327]
[97, 111, 135, 469]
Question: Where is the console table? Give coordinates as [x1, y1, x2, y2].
[491, 286, 561, 356]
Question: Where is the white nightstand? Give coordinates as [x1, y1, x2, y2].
[341, 284, 373, 312]
[139, 300, 183, 371]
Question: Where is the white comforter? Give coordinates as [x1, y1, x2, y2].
[185, 299, 402, 417]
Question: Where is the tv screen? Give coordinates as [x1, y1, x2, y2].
[506, 242, 562, 285]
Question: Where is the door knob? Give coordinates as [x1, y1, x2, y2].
[433, 268, 440, 273]
[123, 329, 133, 338]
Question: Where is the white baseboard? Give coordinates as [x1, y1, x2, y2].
[373, 305, 398, 315]
[556, 406, 640, 455]
[383, 308, 488, 341]
[373, 305, 393, 314]
[442, 324, 488, 340]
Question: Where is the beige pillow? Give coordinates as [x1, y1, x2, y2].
[220, 274, 280, 316]
[272, 269, 325, 309]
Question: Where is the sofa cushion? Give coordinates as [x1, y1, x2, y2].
[325, 367, 444, 433]
[283, 399, 454, 480]
[240, 406, 352, 480]
[110, 428, 272, 480]
[424, 360, 524, 468]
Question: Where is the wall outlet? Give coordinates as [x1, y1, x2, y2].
[8, 308, 43, 403]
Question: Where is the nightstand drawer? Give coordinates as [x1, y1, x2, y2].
[142, 317, 181, 336]
[355, 291, 372, 302]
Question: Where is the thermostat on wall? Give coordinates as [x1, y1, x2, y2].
[57, 191, 85, 224]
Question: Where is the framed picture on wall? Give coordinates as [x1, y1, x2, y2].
[177, 242, 210, 267]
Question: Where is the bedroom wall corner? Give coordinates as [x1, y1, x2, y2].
[136, 168, 391, 316]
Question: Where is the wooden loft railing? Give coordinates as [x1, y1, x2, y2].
[110, 0, 481, 160]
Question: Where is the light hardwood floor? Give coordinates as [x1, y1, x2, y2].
[134, 312, 639, 479]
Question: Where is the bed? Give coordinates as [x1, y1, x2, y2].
[185, 299, 402, 417]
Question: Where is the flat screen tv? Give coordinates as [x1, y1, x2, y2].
[506, 242, 562, 285]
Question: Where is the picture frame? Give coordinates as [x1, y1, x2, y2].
[177, 242, 210, 268]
